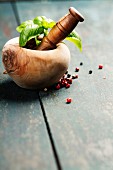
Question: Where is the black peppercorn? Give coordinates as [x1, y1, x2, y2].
[80, 62, 83, 66]
[89, 70, 92, 74]
[67, 74, 71, 78]
[65, 70, 68, 74]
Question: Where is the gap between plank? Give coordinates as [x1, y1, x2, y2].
[10, 1, 21, 26]
[38, 92, 63, 170]
[11, 3, 62, 169]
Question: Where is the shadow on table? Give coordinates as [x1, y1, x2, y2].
[0, 77, 60, 103]
[0, 79, 39, 103]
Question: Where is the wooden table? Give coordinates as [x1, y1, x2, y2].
[0, 1, 113, 170]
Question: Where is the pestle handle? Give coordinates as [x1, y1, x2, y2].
[37, 7, 84, 51]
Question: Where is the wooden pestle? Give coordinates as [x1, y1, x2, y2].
[37, 7, 84, 51]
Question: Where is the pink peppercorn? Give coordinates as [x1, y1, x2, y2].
[64, 81, 68, 86]
[61, 79, 66, 87]
[61, 79, 66, 83]
[66, 83, 70, 88]
[67, 78, 72, 84]
[75, 74, 78, 79]
[72, 74, 78, 79]
[75, 67, 79, 72]
[98, 64, 103, 69]
[54, 72, 73, 90]
[66, 98, 72, 103]
[55, 84, 61, 90]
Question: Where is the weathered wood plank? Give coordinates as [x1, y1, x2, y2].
[10, 1, 113, 170]
[37, 1, 113, 170]
[0, 3, 57, 170]
[0, 82, 57, 170]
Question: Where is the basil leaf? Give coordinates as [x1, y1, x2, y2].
[19, 27, 44, 47]
[41, 16, 56, 29]
[66, 37, 82, 51]
[16, 20, 34, 33]
[33, 16, 43, 27]
[67, 31, 81, 39]
[33, 16, 56, 29]
[66, 31, 82, 51]
[35, 37, 41, 46]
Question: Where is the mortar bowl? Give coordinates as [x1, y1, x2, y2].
[2, 37, 70, 90]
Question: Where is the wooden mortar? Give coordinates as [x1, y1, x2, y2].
[2, 7, 84, 90]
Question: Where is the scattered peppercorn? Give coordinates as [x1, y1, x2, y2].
[72, 75, 76, 79]
[80, 62, 83, 66]
[89, 70, 92, 74]
[67, 78, 72, 84]
[75, 74, 78, 79]
[55, 83, 61, 90]
[65, 83, 70, 88]
[53, 69, 77, 90]
[67, 74, 71, 78]
[98, 64, 103, 69]
[66, 98, 72, 104]
[65, 70, 68, 74]
[72, 74, 78, 79]
[75, 67, 79, 72]
[48, 61, 104, 105]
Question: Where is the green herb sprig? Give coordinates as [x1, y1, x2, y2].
[16, 16, 82, 51]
